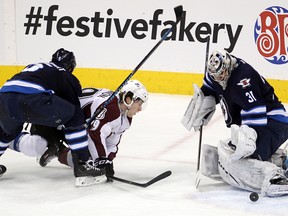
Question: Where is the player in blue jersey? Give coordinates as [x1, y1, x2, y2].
[0, 48, 105, 186]
[202, 50, 288, 161]
[183, 49, 288, 196]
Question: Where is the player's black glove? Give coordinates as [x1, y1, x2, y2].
[95, 158, 114, 178]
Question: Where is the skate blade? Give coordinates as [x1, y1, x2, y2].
[75, 175, 107, 187]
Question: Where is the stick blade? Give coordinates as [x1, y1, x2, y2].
[110, 170, 172, 188]
[143, 170, 172, 187]
[174, 5, 183, 22]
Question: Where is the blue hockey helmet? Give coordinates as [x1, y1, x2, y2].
[52, 48, 76, 73]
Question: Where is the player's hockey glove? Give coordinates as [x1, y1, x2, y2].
[95, 158, 114, 178]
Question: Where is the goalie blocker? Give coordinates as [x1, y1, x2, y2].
[181, 84, 216, 131]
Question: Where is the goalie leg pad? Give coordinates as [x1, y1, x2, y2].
[200, 144, 222, 181]
[218, 139, 278, 193]
[218, 139, 288, 196]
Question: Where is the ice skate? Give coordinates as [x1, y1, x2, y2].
[72, 153, 106, 187]
[38, 141, 63, 167]
[265, 173, 288, 196]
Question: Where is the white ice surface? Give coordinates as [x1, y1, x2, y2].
[0, 93, 287, 216]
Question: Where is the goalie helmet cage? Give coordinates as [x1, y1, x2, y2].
[195, 34, 211, 188]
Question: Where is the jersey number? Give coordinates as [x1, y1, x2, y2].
[22, 63, 44, 72]
[245, 91, 257, 103]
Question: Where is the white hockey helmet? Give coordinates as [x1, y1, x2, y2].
[120, 80, 148, 107]
[207, 49, 237, 89]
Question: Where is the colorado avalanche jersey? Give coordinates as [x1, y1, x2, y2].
[0, 62, 82, 106]
[79, 88, 132, 160]
[201, 57, 288, 127]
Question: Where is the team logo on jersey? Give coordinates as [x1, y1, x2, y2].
[237, 78, 251, 88]
[254, 6, 288, 65]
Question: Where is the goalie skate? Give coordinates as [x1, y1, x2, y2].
[0, 165, 7, 177]
[265, 175, 288, 196]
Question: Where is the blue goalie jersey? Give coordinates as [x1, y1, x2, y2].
[201, 57, 288, 128]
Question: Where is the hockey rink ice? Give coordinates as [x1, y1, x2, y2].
[0, 93, 287, 216]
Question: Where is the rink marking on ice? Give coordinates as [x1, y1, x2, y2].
[119, 113, 224, 164]
[151, 113, 224, 159]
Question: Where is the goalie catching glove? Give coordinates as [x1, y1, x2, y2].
[181, 84, 216, 131]
[228, 124, 257, 161]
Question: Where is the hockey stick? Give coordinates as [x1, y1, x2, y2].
[110, 170, 172, 188]
[86, 5, 183, 128]
[195, 125, 203, 188]
[195, 35, 211, 188]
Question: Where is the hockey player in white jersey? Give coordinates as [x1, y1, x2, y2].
[56, 80, 148, 178]
[182, 49, 288, 197]
[13, 80, 148, 181]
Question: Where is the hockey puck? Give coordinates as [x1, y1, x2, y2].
[0, 165, 7, 176]
[249, 192, 259, 202]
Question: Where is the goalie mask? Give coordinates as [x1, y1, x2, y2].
[120, 80, 149, 109]
[207, 49, 237, 90]
[52, 48, 76, 73]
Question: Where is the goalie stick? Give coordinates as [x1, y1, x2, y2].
[110, 170, 172, 188]
[195, 35, 211, 188]
[195, 125, 203, 188]
[85, 5, 183, 128]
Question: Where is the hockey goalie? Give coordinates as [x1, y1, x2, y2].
[182, 50, 288, 197]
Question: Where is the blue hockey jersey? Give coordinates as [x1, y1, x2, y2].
[201, 57, 288, 127]
[0, 62, 82, 106]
